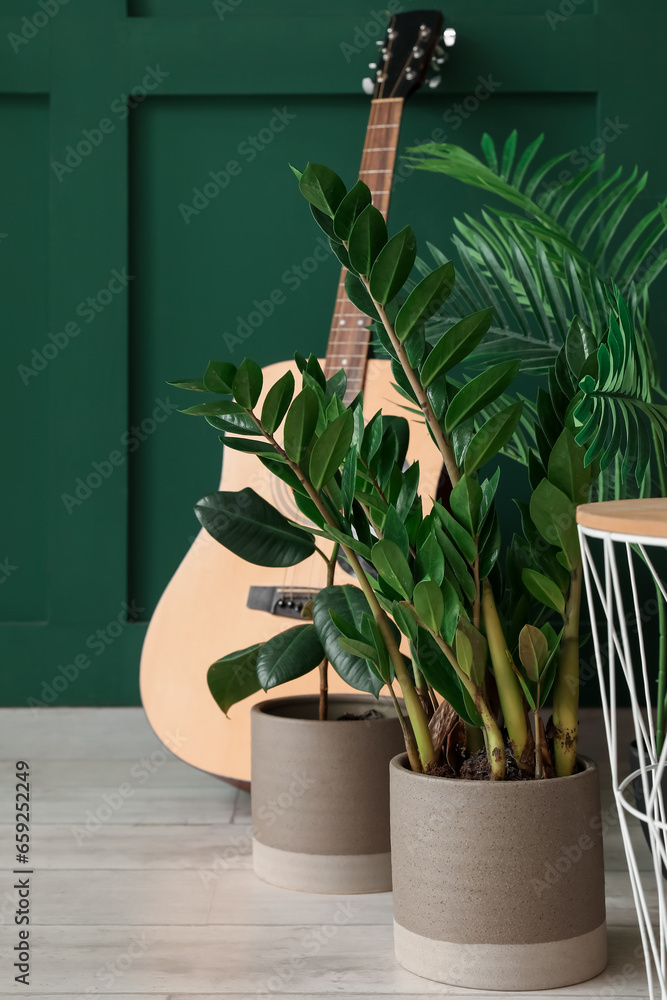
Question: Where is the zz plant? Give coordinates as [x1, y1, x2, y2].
[173, 160, 667, 780]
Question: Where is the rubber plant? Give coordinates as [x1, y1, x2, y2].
[172, 162, 667, 779]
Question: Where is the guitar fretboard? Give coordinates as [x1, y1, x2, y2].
[324, 97, 404, 401]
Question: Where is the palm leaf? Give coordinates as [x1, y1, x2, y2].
[573, 283, 667, 489]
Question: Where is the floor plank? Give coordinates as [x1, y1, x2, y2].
[0, 923, 648, 995]
[0, 823, 253, 870]
[0, 706, 657, 998]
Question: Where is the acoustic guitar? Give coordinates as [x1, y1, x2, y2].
[140, 10, 452, 783]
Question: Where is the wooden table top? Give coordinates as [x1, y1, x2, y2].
[577, 499, 667, 538]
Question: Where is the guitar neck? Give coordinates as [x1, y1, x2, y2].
[324, 97, 404, 399]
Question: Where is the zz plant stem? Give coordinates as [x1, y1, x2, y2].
[247, 408, 432, 771]
[553, 562, 582, 776]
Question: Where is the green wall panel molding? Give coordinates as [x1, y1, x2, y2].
[2, 0, 666, 706]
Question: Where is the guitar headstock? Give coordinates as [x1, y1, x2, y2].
[362, 10, 453, 100]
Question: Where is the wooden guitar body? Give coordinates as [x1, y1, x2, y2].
[140, 11, 449, 782]
[140, 358, 442, 782]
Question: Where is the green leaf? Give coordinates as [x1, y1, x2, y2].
[445, 360, 521, 433]
[413, 579, 444, 634]
[283, 386, 319, 464]
[414, 528, 445, 585]
[478, 510, 501, 579]
[261, 370, 295, 434]
[548, 427, 592, 505]
[309, 410, 354, 490]
[258, 455, 307, 497]
[518, 624, 548, 682]
[256, 625, 324, 690]
[168, 377, 207, 391]
[479, 468, 501, 526]
[414, 628, 481, 727]
[565, 316, 597, 381]
[435, 523, 476, 602]
[419, 309, 493, 387]
[313, 586, 384, 696]
[181, 399, 246, 417]
[299, 162, 346, 218]
[530, 478, 580, 570]
[207, 644, 261, 716]
[345, 271, 381, 321]
[440, 577, 460, 644]
[202, 409, 262, 436]
[392, 600, 418, 643]
[218, 436, 277, 455]
[455, 630, 473, 677]
[232, 359, 263, 410]
[333, 180, 372, 240]
[195, 488, 315, 566]
[456, 618, 487, 687]
[450, 474, 483, 535]
[369, 226, 417, 304]
[382, 505, 410, 558]
[348, 204, 388, 275]
[310, 204, 341, 242]
[522, 568, 566, 616]
[372, 539, 414, 600]
[395, 262, 455, 341]
[338, 636, 377, 661]
[433, 502, 476, 565]
[341, 445, 358, 519]
[464, 402, 524, 475]
[203, 361, 237, 394]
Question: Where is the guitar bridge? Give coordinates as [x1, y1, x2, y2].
[247, 586, 319, 618]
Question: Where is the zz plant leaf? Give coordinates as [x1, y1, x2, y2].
[369, 226, 417, 304]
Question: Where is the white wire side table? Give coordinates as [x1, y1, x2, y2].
[578, 499, 667, 999]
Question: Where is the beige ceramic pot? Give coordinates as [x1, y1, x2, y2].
[390, 753, 607, 991]
[251, 694, 405, 893]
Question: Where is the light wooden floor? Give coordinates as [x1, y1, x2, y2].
[0, 706, 658, 998]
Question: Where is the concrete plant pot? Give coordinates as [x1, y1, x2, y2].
[390, 753, 607, 991]
[251, 694, 405, 893]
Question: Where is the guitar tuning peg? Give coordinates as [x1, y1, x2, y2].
[362, 77, 376, 95]
[434, 54, 447, 65]
[443, 28, 457, 47]
[368, 62, 377, 70]
[428, 74, 441, 89]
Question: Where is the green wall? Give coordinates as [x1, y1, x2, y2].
[2, 0, 666, 706]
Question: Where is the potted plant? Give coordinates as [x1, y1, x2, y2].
[174, 158, 665, 986]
